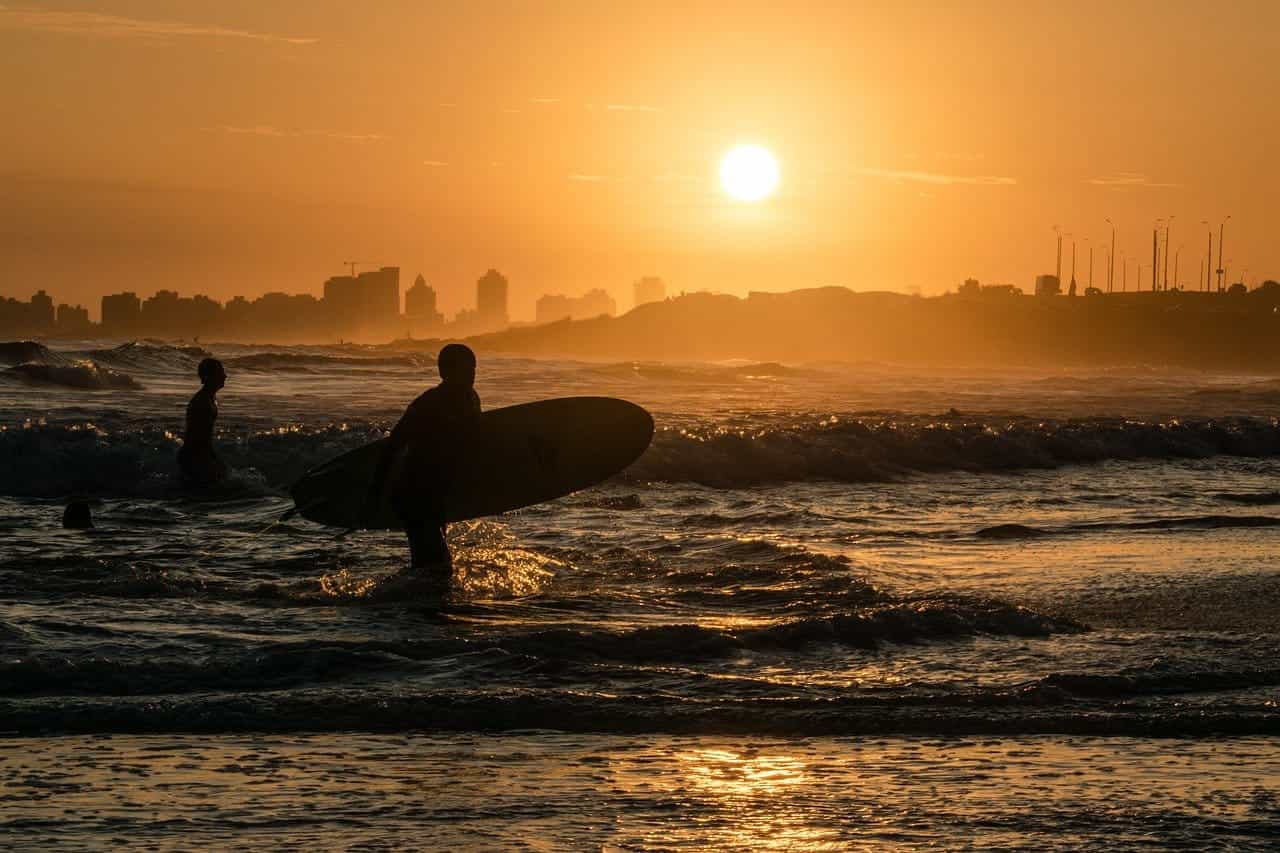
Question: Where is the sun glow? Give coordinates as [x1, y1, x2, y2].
[719, 145, 780, 202]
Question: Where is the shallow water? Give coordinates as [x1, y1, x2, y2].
[4, 734, 1278, 850]
[2, 340, 1278, 845]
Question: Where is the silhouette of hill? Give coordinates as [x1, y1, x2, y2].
[416, 286, 1280, 369]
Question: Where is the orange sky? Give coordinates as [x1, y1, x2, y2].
[2, 0, 1277, 320]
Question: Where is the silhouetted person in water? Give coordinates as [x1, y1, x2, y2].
[62, 499, 93, 529]
[366, 344, 481, 589]
[178, 357, 228, 487]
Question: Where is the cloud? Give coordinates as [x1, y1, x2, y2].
[1087, 172, 1179, 188]
[220, 125, 288, 138]
[604, 103, 659, 112]
[0, 7, 317, 44]
[529, 97, 560, 105]
[422, 160, 448, 167]
[568, 174, 606, 182]
[853, 167, 1016, 186]
[215, 126, 384, 143]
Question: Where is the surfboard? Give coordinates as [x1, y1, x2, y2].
[291, 396, 654, 530]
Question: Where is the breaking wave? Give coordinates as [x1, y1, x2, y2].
[224, 352, 434, 372]
[83, 341, 210, 372]
[0, 340, 65, 366]
[629, 416, 1280, 486]
[5, 361, 142, 390]
[5, 414, 1280, 497]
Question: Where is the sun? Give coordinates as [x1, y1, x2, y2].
[719, 144, 779, 202]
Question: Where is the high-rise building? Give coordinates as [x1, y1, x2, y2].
[404, 273, 444, 335]
[476, 269, 509, 331]
[633, 276, 666, 309]
[358, 266, 400, 328]
[101, 292, 141, 334]
[322, 274, 361, 336]
[30, 290, 55, 329]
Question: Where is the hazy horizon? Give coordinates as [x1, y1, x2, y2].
[3, 1, 1278, 321]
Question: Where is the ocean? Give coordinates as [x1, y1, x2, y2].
[2, 340, 1279, 849]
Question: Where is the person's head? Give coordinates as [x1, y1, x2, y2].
[62, 499, 93, 530]
[197, 357, 226, 391]
[437, 343, 476, 387]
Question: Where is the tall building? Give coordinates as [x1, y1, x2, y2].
[101, 292, 141, 334]
[476, 269, 509, 331]
[633, 276, 666, 308]
[404, 273, 444, 335]
[30, 290, 55, 330]
[358, 266, 400, 329]
[322, 274, 361, 336]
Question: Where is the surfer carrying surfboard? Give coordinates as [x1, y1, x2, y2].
[363, 343, 481, 587]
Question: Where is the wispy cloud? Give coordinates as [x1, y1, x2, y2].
[220, 125, 288, 138]
[604, 103, 659, 113]
[854, 167, 1016, 186]
[568, 173, 606, 182]
[529, 97, 560, 105]
[422, 160, 448, 167]
[0, 7, 317, 44]
[215, 126, 384, 143]
[1087, 172, 1179, 188]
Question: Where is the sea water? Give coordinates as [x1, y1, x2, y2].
[1, 341, 1278, 849]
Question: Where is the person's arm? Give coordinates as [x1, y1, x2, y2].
[365, 403, 417, 510]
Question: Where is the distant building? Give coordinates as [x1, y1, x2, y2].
[56, 303, 91, 335]
[535, 288, 617, 324]
[404, 274, 444, 336]
[982, 283, 1023, 297]
[1034, 275, 1061, 297]
[476, 269, 509, 331]
[358, 266, 400, 328]
[29, 290, 55, 330]
[633, 276, 666, 308]
[958, 278, 981, 297]
[101, 291, 141, 334]
[323, 274, 361, 336]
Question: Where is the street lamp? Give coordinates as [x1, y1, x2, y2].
[1105, 218, 1116, 293]
[1201, 220, 1211, 292]
[1216, 216, 1231, 292]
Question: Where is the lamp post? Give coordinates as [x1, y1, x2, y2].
[1163, 215, 1174, 290]
[1216, 216, 1231, 292]
[1201, 220, 1211, 292]
[1105, 218, 1116, 293]
[1174, 244, 1183, 291]
[1053, 225, 1062, 289]
[1070, 235, 1077, 294]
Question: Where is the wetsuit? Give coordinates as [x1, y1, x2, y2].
[178, 387, 227, 486]
[373, 382, 481, 573]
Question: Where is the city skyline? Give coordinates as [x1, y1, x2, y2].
[2, 2, 1277, 316]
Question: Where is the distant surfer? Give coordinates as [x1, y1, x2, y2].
[365, 343, 481, 589]
[178, 357, 228, 487]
